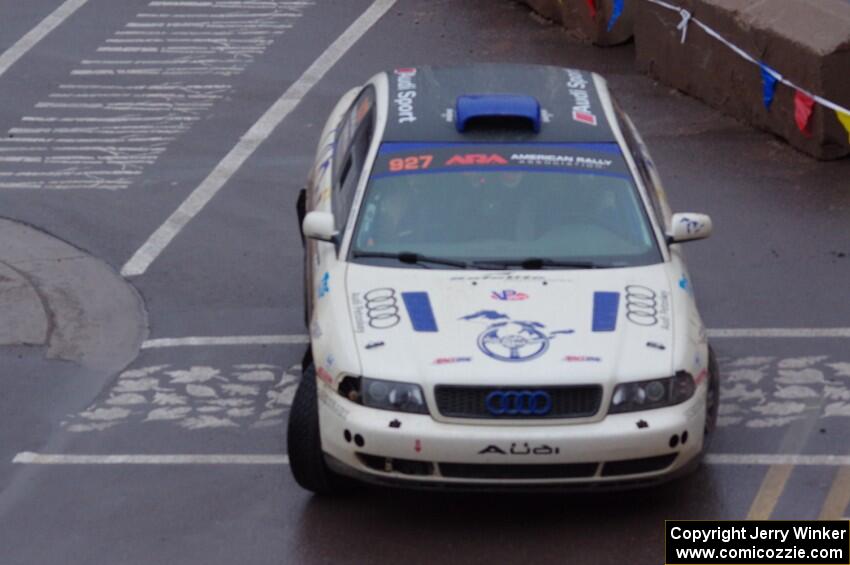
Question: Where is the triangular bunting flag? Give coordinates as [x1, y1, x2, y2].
[608, 0, 624, 31]
[837, 111, 850, 144]
[586, 0, 597, 18]
[794, 90, 815, 137]
[760, 64, 778, 109]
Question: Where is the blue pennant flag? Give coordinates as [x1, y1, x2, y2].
[607, 0, 624, 32]
[760, 63, 778, 109]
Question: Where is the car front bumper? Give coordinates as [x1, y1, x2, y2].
[317, 382, 706, 488]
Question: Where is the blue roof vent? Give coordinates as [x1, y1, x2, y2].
[455, 94, 541, 133]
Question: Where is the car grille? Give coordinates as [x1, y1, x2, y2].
[434, 385, 602, 419]
[439, 462, 598, 480]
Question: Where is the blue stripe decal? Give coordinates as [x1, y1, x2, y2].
[379, 141, 622, 154]
[401, 292, 438, 332]
[592, 292, 619, 332]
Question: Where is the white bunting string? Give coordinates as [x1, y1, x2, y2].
[676, 9, 691, 43]
[642, 0, 850, 116]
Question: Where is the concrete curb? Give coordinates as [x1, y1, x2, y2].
[0, 218, 148, 374]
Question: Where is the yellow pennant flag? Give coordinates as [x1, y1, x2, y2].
[837, 110, 850, 144]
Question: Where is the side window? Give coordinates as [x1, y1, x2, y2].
[333, 86, 376, 232]
[615, 106, 669, 230]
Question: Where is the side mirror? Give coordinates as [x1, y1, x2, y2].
[668, 213, 712, 244]
[302, 211, 339, 243]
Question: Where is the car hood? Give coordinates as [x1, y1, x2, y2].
[345, 263, 676, 388]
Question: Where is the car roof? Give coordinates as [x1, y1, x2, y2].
[382, 64, 617, 144]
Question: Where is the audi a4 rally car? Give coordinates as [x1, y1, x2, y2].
[290, 64, 717, 493]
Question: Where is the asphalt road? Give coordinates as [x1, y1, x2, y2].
[0, 1, 848, 564]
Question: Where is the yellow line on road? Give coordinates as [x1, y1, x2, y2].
[747, 464, 794, 520]
[819, 466, 850, 520]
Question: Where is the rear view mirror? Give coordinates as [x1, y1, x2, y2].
[668, 213, 712, 243]
[302, 211, 338, 243]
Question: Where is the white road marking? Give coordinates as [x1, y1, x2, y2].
[141, 335, 309, 348]
[2, 3, 306, 191]
[64, 363, 299, 432]
[705, 454, 850, 466]
[708, 328, 850, 338]
[13, 452, 288, 464]
[120, 0, 398, 276]
[137, 328, 850, 350]
[0, 0, 90, 79]
[11, 452, 848, 467]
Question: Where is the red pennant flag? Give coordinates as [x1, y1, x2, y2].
[586, 0, 597, 18]
[794, 90, 815, 137]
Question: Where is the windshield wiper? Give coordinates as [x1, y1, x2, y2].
[352, 250, 468, 269]
[471, 257, 604, 270]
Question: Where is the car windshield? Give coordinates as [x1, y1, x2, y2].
[350, 142, 661, 269]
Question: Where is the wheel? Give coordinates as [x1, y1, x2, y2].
[287, 362, 350, 495]
[702, 345, 720, 451]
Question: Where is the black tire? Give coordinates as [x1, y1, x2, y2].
[287, 363, 349, 495]
[702, 345, 720, 451]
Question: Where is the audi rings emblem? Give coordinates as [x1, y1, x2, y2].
[624, 285, 658, 326]
[485, 390, 552, 416]
[364, 288, 400, 329]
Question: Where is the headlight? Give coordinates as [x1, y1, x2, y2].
[608, 371, 695, 414]
[339, 376, 428, 414]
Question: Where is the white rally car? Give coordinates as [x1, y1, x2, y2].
[290, 64, 717, 493]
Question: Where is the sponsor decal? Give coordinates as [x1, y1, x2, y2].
[680, 216, 705, 235]
[310, 320, 322, 339]
[401, 291, 438, 332]
[414, 439, 422, 453]
[450, 273, 548, 282]
[564, 355, 602, 362]
[646, 341, 666, 351]
[566, 69, 598, 126]
[433, 357, 472, 365]
[325, 354, 335, 368]
[592, 291, 620, 332]
[491, 289, 528, 301]
[478, 443, 560, 455]
[317, 272, 329, 298]
[351, 288, 401, 332]
[460, 310, 573, 362]
[316, 366, 333, 385]
[393, 68, 417, 124]
[389, 155, 432, 172]
[510, 153, 613, 169]
[318, 386, 349, 420]
[445, 153, 508, 166]
[365, 341, 385, 350]
[679, 275, 690, 292]
[624, 285, 669, 329]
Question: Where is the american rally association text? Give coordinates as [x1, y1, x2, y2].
[669, 525, 848, 545]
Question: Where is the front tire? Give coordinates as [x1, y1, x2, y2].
[702, 346, 720, 451]
[287, 363, 349, 495]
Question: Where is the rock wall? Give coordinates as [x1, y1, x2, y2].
[521, 0, 634, 46]
[635, 0, 850, 160]
[516, 0, 850, 160]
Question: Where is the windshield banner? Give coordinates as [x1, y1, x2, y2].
[374, 143, 630, 178]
